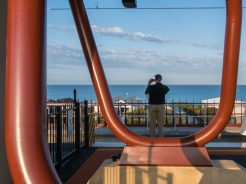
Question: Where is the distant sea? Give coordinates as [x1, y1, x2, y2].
[47, 85, 246, 102]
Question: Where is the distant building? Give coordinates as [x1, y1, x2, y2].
[201, 97, 246, 124]
[94, 96, 133, 114]
[113, 96, 125, 103]
[47, 98, 75, 106]
[125, 97, 144, 103]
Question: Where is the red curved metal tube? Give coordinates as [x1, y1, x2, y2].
[5, 0, 61, 183]
[70, 0, 242, 147]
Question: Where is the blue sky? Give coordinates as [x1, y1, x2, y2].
[47, 0, 246, 85]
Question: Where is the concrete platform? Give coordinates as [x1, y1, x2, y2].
[93, 141, 246, 148]
[95, 127, 243, 137]
[95, 127, 246, 142]
[119, 147, 212, 167]
[88, 159, 246, 184]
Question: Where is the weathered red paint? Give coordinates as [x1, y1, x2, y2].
[119, 147, 212, 166]
[5, 0, 61, 183]
[70, 0, 242, 147]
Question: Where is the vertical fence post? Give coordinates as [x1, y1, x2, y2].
[131, 100, 134, 125]
[73, 88, 77, 104]
[136, 100, 139, 126]
[192, 100, 195, 125]
[125, 102, 127, 126]
[56, 106, 62, 169]
[173, 101, 176, 131]
[208, 100, 211, 125]
[241, 102, 246, 126]
[144, 100, 147, 126]
[234, 102, 236, 125]
[0, 0, 12, 182]
[84, 100, 89, 147]
[90, 101, 95, 146]
[75, 102, 80, 152]
[165, 103, 168, 127]
[47, 108, 49, 151]
[203, 104, 206, 127]
[204, 105, 207, 127]
[97, 104, 100, 125]
[172, 100, 175, 128]
[179, 101, 182, 125]
[241, 100, 243, 126]
[185, 100, 188, 126]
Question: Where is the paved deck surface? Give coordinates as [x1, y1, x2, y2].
[95, 127, 242, 136]
[65, 148, 122, 184]
[58, 127, 246, 183]
[95, 127, 245, 141]
[94, 126, 246, 147]
[93, 141, 246, 148]
[61, 147, 246, 184]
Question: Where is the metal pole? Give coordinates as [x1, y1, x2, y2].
[0, 0, 12, 182]
[75, 102, 81, 152]
[173, 103, 177, 131]
[172, 100, 175, 129]
[56, 106, 62, 169]
[73, 88, 77, 104]
[5, 0, 61, 183]
[84, 100, 89, 147]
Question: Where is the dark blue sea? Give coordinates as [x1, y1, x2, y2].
[47, 85, 246, 102]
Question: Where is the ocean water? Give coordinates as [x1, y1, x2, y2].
[47, 85, 246, 102]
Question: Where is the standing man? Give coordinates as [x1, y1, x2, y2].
[145, 74, 169, 137]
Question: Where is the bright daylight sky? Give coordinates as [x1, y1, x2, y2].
[47, 0, 246, 85]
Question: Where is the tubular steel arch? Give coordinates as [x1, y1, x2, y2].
[70, 0, 242, 147]
[5, 0, 61, 183]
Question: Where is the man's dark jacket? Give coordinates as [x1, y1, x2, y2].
[145, 83, 169, 104]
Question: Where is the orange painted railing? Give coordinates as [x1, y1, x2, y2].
[6, 0, 61, 183]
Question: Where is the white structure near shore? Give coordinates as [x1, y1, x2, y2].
[201, 97, 246, 125]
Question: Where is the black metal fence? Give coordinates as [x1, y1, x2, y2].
[90, 101, 246, 128]
[46, 99, 245, 167]
[47, 100, 95, 168]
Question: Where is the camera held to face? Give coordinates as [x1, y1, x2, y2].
[148, 78, 155, 84]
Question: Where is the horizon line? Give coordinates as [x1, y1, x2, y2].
[47, 84, 246, 85]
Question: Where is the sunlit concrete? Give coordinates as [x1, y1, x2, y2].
[88, 160, 246, 184]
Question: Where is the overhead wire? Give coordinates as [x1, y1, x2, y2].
[48, 7, 246, 11]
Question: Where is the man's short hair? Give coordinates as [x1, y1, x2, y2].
[155, 74, 162, 81]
